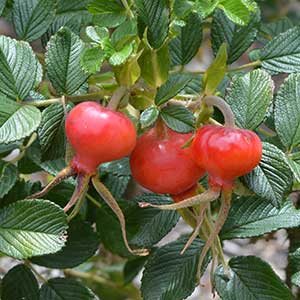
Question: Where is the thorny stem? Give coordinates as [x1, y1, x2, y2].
[92, 176, 149, 256]
[107, 86, 127, 111]
[203, 95, 235, 127]
[26, 166, 74, 199]
[197, 189, 232, 283]
[139, 188, 221, 210]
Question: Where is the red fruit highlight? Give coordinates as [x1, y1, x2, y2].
[191, 125, 262, 189]
[66, 101, 136, 175]
[130, 125, 205, 195]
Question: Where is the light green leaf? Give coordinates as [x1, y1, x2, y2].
[140, 107, 159, 128]
[169, 12, 202, 66]
[212, 9, 260, 64]
[0, 98, 41, 144]
[245, 143, 292, 207]
[275, 73, 300, 150]
[161, 105, 195, 133]
[93, 13, 127, 28]
[39, 278, 98, 300]
[0, 161, 17, 198]
[88, 0, 125, 14]
[155, 73, 193, 105]
[85, 26, 109, 44]
[194, 0, 220, 18]
[204, 43, 227, 95]
[227, 69, 273, 129]
[221, 196, 300, 239]
[46, 27, 89, 95]
[81, 47, 105, 74]
[219, 0, 252, 26]
[284, 155, 300, 183]
[1, 264, 39, 300]
[0, 199, 68, 259]
[260, 26, 300, 74]
[12, 0, 55, 42]
[141, 236, 209, 300]
[215, 256, 293, 300]
[111, 19, 137, 50]
[109, 43, 133, 66]
[0, 36, 42, 101]
[139, 44, 170, 87]
[31, 219, 100, 268]
[135, 0, 169, 49]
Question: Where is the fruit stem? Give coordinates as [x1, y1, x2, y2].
[91, 176, 149, 256]
[107, 86, 127, 111]
[155, 118, 168, 139]
[203, 95, 235, 127]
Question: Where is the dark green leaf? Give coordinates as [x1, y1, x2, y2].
[140, 107, 160, 128]
[139, 44, 170, 87]
[31, 219, 100, 268]
[135, 0, 169, 49]
[0, 98, 41, 144]
[227, 70, 273, 129]
[93, 13, 127, 28]
[160, 105, 195, 133]
[0, 36, 42, 100]
[81, 47, 105, 74]
[12, 0, 55, 42]
[0, 161, 17, 198]
[215, 256, 293, 300]
[155, 73, 193, 105]
[124, 256, 148, 285]
[245, 142, 292, 207]
[88, 0, 124, 14]
[1, 264, 39, 300]
[212, 9, 259, 64]
[179, 74, 202, 95]
[221, 196, 300, 239]
[0, 199, 68, 259]
[169, 12, 202, 66]
[0, 0, 5, 15]
[173, 0, 193, 18]
[260, 26, 300, 74]
[284, 155, 300, 183]
[46, 27, 89, 95]
[275, 73, 300, 150]
[141, 236, 209, 300]
[39, 278, 98, 300]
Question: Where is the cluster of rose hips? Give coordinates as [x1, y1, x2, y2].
[29, 97, 262, 276]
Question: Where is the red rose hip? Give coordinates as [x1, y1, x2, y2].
[66, 101, 136, 175]
[130, 123, 205, 195]
[191, 125, 262, 189]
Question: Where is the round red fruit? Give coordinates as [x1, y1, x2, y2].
[130, 125, 205, 195]
[66, 101, 136, 175]
[171, 184, 200, 203]
[191, 125, 262, 189]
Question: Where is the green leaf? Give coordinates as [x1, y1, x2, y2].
[111, 19, 137, 50]
[0, 199, 68, 259]
[0, 161, 17, 198]
[0, 98, 41, 144]
[260, 26, 300, 74]
[135, 0, 169, 49]
[88, 0, 125, 14]
[203, 43, 227, 95]
[173, 0, 193, 18]
[12, 0, 55, 42]
[0, 0, 5, 15]
[215, 256, 293, 300]
[124, 256, 148, 285]
[128, 194, 180, 248]
[219, 0, 252, 26]
[46, 27, 89, 95]
[169, 12, 202, 66]
[179, 74, 203, 95]
[139, 44, 170, 87]
[93, 13, 127, 28]
[284, 155, 300, 183]
[140, 107, 159, 128]
[221, 196, 300, 239]
[39, 278, 98, 300]
[1, 264, 39, 300]
[160, 105, 195, 133]
[194, 0, 219, 18]
[141, 236, 209, 300]
[212, 9, 259, 64]
[0, 36, 42, 100]
[85, 26, 109, 44]
[109, 43, 133, 66]
[227, 70, 273, 129]
[155, 73, 193, 105]
[81, 47, 105, 74]
[31, 219, 100, 268]
[275, 73, 300, 150]
[245, 143, 292, 207]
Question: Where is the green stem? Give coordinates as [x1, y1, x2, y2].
[86, 193, 102, 209]
[107, 86, 127, 111]
[227, 60, 261, 72]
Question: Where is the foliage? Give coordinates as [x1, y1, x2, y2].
[0, 0, 299, 300]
